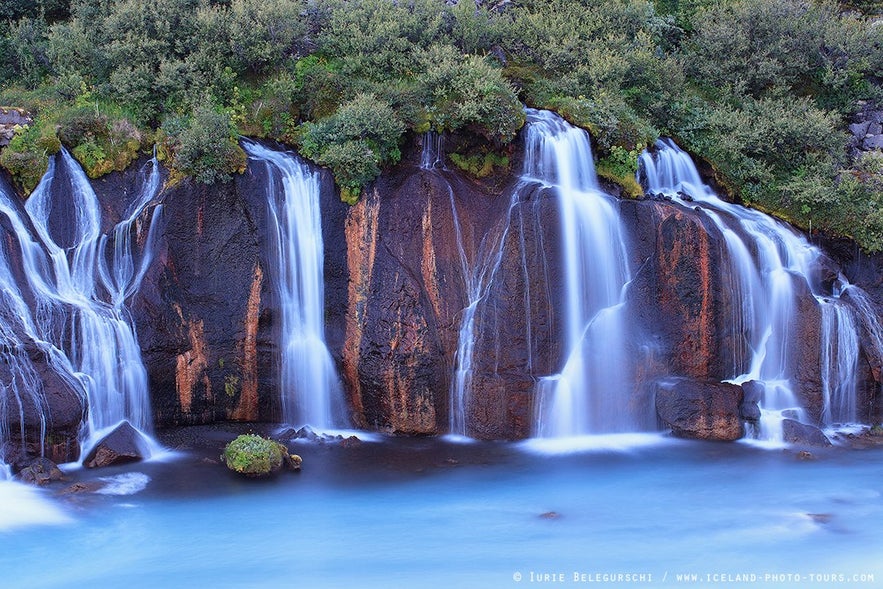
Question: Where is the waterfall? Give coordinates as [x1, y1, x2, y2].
[418, 133, 514, 437]
[526, 110, 638, 437]
[639, 139, 867, 436]
[242, 141, 345, 430]
[0, 150, 160, 463]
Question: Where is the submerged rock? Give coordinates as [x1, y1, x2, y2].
[655, 379, 745, 441]
[84, 422, 148, 468]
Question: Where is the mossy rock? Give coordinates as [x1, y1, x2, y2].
[221, 434, 301, 478]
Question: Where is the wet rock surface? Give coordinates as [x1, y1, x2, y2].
[654, 378, 745, 441]
[84, 422, 148, 468]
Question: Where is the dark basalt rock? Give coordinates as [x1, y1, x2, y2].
[0, 340, 86, 465]
[655, 378, 745, 441]
[18, 458, 65, 486]
[782, 419, 832, 447]
[740, 381, 763, 425]
[83, 422, 148, 468]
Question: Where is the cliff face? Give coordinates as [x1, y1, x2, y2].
[4, 135, 882, 461]
[130, 157, 349, 427]
[81, 147, 883, 438]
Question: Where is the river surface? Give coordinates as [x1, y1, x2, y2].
[2, 431, 882, 589]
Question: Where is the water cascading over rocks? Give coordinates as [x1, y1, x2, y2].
[523, 110, 647, 437]
[639, 139, 880, 439]
[0, 150, 162, 464]
[243, 141, 346, 431]
[418, 133, 515, 437]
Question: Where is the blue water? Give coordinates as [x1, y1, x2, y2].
[2, 438, 883, 588]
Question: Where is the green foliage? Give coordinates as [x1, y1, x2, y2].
[297, 93, 404, 201]
[449, 149, 510, 179]
[222, 434, 285, 477]
[2, 17, 51, 89]
[597, 145, 645, 198]
[0, 0, 880, 243]
[0, 119, 60, 193]
[224, 374, 240, 398]
[162, 103, 247, 185]
[414, 45, 525, 142]
[57, 104, 142, 177]
[682, 0, 883, 109]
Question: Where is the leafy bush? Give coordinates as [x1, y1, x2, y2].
[162, 104, 247, 185]
[449, 149, 509, 178]
[0, 119, 60, 193]
[414, 45, 525, 143]
[297, 93, 404, 202]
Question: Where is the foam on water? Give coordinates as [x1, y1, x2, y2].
[95, 472, 151, 496]
[0, 481, 72, 531]
[521, 432, 678, 455]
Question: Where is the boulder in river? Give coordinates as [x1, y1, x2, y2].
[84, 422, 149, 468]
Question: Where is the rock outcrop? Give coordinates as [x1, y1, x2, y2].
[0, 107, 31, 147]
[654, 379, 745, 441]
[0, 337, 86, 466]
[83, 421, 148, 468]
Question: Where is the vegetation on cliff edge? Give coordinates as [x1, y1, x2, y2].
[0, 0, 881, 250]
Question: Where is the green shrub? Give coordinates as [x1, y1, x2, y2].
[449, 150, 509, 179]
[0, 120, 61, 194]
[222, 434, 285, 477]
[596, 144, 645, 198]
[162, 103, 247, 185]
[297, 93, 404, 202]
[56, 104, 142, 178]
[414, 45, 524, 143]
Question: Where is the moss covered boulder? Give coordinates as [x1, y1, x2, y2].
[221, 434, 302, 478]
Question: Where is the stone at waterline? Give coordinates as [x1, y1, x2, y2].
[654, 379, 745, 441]
[18, 458, 65, 486]
[740, 380, 763, 425]
[782, 419, 832, 447]
[221, 434, 301, 478]
[84, 422, 148, 469]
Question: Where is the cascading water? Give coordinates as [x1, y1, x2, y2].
[418, 132, 513, 437]
[526, 110, 638, 437]
[243, 141, 345, 430]
[639, 139, 868, 438]
[0, 150, 161, 462]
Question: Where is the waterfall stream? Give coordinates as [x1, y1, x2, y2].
[243, 141, 345, 431]
[639, 139, 872, 438]
[419, 132, 514, 437]
[526, 111, 638, 437]
[0, 150, 161, 464]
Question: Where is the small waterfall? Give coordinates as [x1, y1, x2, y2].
[243, 141, 345, 430]
[420, 132, 445, 170]
[820, 299, 858, 425]
[0, 150, 161, 462]
[527, 110, 637, 437]
[419, 132, 512, 436]
[639, 139, 867, 436]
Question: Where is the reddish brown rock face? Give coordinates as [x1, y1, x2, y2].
[339, 168, 490, 435]
[623, 200, 738, 384]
